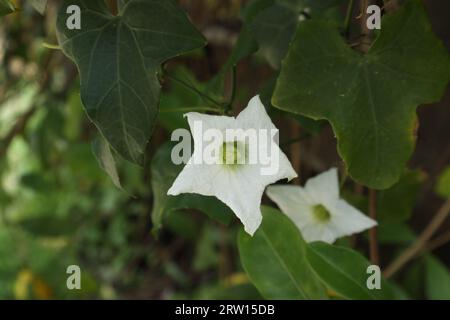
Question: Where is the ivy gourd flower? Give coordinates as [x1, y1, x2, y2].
[266, 168, 377, 243]
[167, 95, 297, 235]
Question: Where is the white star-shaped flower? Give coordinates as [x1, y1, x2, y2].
[266, 168, 377, 243]
[167, 95, 297, 235]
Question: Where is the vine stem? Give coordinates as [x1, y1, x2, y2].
[384, 198, 450, 278]
[358, 0, 372, 53]
[426, 230, 450, 252]
[344, 0, 355, 36]
[368, 188, 379, 265]
[164, 73, 224, 111]
[224, 65, 237, 114]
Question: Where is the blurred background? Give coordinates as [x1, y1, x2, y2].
[0, 0, 449, 299]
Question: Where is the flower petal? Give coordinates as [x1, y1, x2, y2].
[266, 185, 315, 229]
[236, 95, 276, 130]
[304, 168, 339, 204]
[301, 223, 338, 243]
[328, 199, 377, 239]
[168, 95, 297, 235]
[185, 112, 236, 132]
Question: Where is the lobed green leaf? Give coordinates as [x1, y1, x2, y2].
[273, 0, 450, 189]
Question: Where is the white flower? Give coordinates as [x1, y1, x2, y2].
[167, 95, 297, 235]
[266, 168, 377, 243]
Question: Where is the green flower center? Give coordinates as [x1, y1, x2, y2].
[312, 204, 331, 223]
[220, 141, 246, 166]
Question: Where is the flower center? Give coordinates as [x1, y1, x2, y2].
[220, 141, 246, 166]
[312, 204, 331, 222]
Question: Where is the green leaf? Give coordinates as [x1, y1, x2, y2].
[238, 206, 326, 299]
[377, 169, 425, 222]
[151, 142, 233, 234]
[273, 0, 450, 189]
[188, 282, 261, 300]
[306, 242, 394, 299]
[193, 225, 220, 271]
[425, 255, 450, 299]
[242, 0, 340, 69]
[211, 0, 340, 98]
[376, 222, 416, 245]
[401, 259, 425, 299]
[92, 135, 122, 189]
[56, 0, 206, 164]
[29, 0, 47, 14]
[436, 166, 450, 198]
[228, 0, 341, 70]
[342, 169, 425, 223]
[260, 73, 325, 135]
[0, 0, 14, 17]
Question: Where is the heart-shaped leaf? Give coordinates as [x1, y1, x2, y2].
[273, 0, 450, 189]
[56, 0, 206, 164]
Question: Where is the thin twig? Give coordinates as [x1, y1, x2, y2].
[426, 230, 450, 252]
[384, 198, 450, 278]
[368, 188, 379, 265]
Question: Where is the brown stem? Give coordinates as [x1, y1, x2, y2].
[426, 230, 450, 252]
[383, 0, 400, 14]
[358, 0, 372, 53]
[106, 0, 118, 15]
[384, 198, 450, 278]
[368, 188, 379, 265]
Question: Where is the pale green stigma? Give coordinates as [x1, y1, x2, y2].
[220, 141, 246, 166]
[312, 204, 331, 222]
